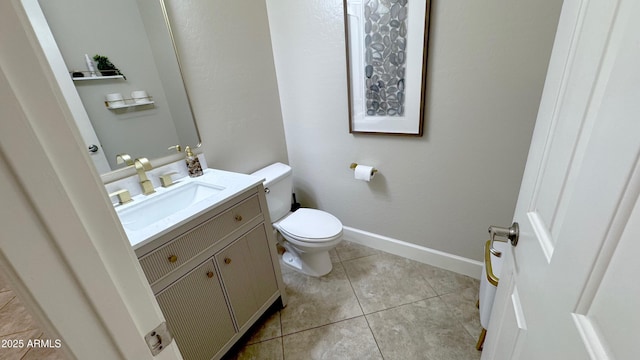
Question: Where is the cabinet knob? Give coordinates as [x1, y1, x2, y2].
[224, 257, 232, 265]
[206, 271, 214, 278]
[234, 214, 243, 222]
[168, 255, 178, 263]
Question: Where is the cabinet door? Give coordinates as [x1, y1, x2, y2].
[156, 260, 235, 360]
[216, 224, 278, 329]
[138, 194, 261, 285]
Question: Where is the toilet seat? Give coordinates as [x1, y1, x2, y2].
[277, 209, 343, 243]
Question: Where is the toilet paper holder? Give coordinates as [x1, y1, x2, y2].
[349, 163, 378, 174]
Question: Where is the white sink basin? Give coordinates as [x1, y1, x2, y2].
[113, 168, 264, 249]
[117, 182, 224, 231]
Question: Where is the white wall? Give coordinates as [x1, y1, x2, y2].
[266, 0, 563, 261]
[164, 0, 289, 174]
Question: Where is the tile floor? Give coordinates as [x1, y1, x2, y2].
[224, 240, 482, 360]
[0, 272, 66, 360]
[0, 241, 482, 360]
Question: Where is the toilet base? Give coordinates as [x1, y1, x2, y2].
[279, 243, 333, 277]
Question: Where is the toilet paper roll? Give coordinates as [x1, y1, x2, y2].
[354, 165, 375, 182]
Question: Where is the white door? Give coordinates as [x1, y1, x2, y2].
[482, 0, 640, 358]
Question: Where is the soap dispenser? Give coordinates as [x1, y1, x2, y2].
[184, 146, 203, 177]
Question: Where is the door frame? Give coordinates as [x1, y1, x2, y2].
[0, 0, 181, 358]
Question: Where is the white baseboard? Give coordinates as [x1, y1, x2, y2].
[342, 226, 482, 280]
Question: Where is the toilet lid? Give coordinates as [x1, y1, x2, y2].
[278, 208, 342, 242]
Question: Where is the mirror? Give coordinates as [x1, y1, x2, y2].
[38, 0, 200, 174]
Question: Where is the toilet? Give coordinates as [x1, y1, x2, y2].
[251, 163, 343, 277]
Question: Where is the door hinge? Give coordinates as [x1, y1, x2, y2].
[145, 322, 173, 356]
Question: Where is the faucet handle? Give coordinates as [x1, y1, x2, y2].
[108, 189, 132, 205]
[160, 172, 178, 188]
[168, 145, 182, 153]
[134, 157, 153, 171]
[116, 153, 134, 166]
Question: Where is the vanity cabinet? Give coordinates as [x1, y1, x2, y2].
[155, 259, 235, 360]
[215, 224, 278, 329]
[134, 185, 286, 360]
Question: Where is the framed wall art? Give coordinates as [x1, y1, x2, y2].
[344, 0, 430, 135]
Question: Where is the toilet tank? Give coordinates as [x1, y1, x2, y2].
[251, 162, 292, 222]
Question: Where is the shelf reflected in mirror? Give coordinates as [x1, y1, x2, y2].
[37, 0, 200, 176]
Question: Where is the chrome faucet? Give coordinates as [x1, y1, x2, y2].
[134, 157, 155, 195]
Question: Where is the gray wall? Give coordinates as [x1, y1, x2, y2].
[164, 0, 289, 174]
[45, 0, 562, 262]
[266, 0, 563, 261]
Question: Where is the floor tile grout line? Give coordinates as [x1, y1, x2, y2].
[357, 283, 480, 320]
[434, 283, 479, 297]
[280, 313, 364, 338]
[278, 262, 363, 337]
[341, 242, 481, 341]
[361, 310, 386, 359]
[361, 293, 444, 317]
[340, 255, 366, 316]
[339, 243, 475, 359]
[340, 253, 386, 359]
[0, 292, 17, 313]
[280, 314, 387, 359]
[339, 241, 475, 356]
[340, 248, 474, 312]
[233, 241, 483, 359]
[335, 240, 386, 263]
[0, 328, 43, 341]
[20, 349, 32, 360]
[279, 306, 285, 360]
[437, 291, 482, 341]
[19, 331, 45, 360]
[363, 294, 481, 358]
[413, 266, 444, 298]
[339, 253, 380, 262]
[427, 293, 483, 345]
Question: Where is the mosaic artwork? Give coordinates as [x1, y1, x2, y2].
[346, 0, 428, 134]
[364, 0, 408, 117]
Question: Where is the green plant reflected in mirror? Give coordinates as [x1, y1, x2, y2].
[37, 0, 200, 175]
